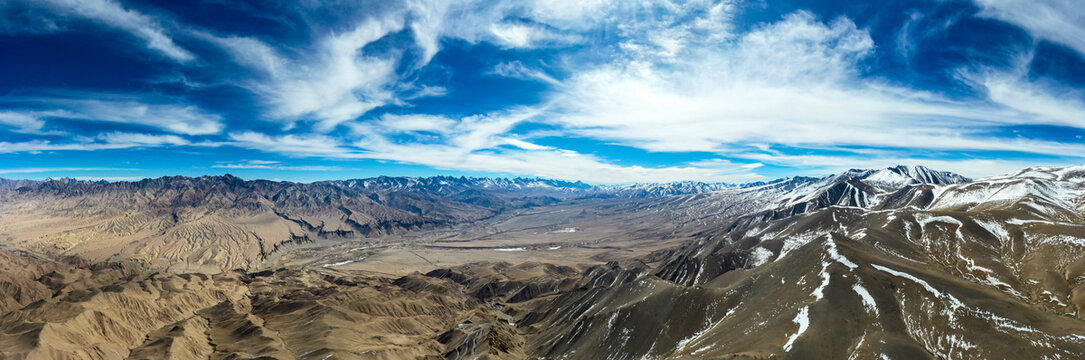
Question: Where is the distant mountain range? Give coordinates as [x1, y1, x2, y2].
[0, 165, 979, 272]
[0, 164, 968, 197]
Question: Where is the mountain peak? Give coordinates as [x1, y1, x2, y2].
[864, 165, 969, 186]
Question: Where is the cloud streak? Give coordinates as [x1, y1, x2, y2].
[27, 0, 194, 62]
[0, 167, 137, 175]
[974, 0, 1085, 56]
[211, 160, 344, 171]
[0, 94, 223, 135]
[0, 132, 217, 153]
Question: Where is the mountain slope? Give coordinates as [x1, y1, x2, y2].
[509, 166, 1085, 359]
[0, 175, 577, 272]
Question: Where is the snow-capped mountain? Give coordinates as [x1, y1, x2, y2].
[627, 165, 973, 230]
[865, 164, 971, 186]
[530, 165, 1085, 359]
[928, 166, 1085, 216]
[597, 181, 735, 198]
[336, 175, 593, 195]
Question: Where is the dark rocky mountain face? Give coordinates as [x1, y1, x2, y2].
[1, 165, 1084, 359]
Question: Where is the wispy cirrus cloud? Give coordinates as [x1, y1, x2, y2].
[0, 167, 137, 175]
[0, 132, 215, 153]
[199, 0, 608, 131]
[203, 17, 405, 131]
[212, 160, 344, 171]
[16, 0, 194, 62]
[0, 94, 223, 136]
[967, 67, 1085, 130]
[98, 132, 190, 146]
[0, 111, 47, 133]
[339, 109, 763, 183]
[490, 61, 561, 85]
[226, 132, 362, 158]
[487, 21, 582, 49]
[974, 0, 1085, 56]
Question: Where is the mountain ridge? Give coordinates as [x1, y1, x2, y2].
[2, 164, 971, 197]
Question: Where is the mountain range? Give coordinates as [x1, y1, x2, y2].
[0, 165, 1083, 359]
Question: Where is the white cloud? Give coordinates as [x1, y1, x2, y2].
[500, 138, 553, 151]
[376, 113, 457, 133]
[612, 0, 738, 62]
[0, 167, 135, 175]
[488, 22, 582, 49]
[6, 96, 224, 135]
[405, 0, 450, 65]
[18, 1, 1082, 183]
[406, 0, 598, 52]
[0, 141, 87, 153]
[208, 17, 405, 131]
[98, 132, 190, 146]
[551, 12, 911, 150]
[527, 0, 613, 26]
[203, 35, 286, 77]
[240, 160, 278, 165]
[974, 0, 1085, 56]
[227, 132, 363, 158]
[350, 109, 540, 152]
[224, 128, 727, 182]
[404, 85, 448, 99]
[202, 0, 608, 130]
[490, 61, 561, 85]
[212, 160, 343, 171]
[215, 5, 1085, 183]
[980, 74, 1085, 129]
[30, 0, 194, 62]
[0, 111, 46, 132]
[0, 132, 215, 154]
[350, 139, 761, 183]
[334, 109, 760, 183]
[534, 9, 1085, 161]
[952, 52, 1085, 135]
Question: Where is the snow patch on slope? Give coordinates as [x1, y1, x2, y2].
[871, 264, 964, 309]
[782, 306, 810, 352]
[852, 282, 879, 316]
[748, 247, 774, 267]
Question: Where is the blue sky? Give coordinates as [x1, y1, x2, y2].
[2, 0, 1085, 183]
